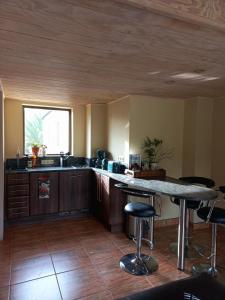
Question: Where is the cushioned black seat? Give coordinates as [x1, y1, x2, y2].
[173, 198, 200, 209]
[124, 202, 155, 218]
[179, 176, 215, 188]
[219, 186, 225, 194]
[118, 273, 225, 300]
[173, 176, 215, 209]
[197, 206, 225, 224]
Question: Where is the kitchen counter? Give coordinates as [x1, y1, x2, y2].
[6, 166, 218, 201]
[5, 166, 91, 173]
[93, 168, 217, 201]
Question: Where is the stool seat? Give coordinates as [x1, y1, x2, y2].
[173, 198, 200, 210]
[125, 202, 155, 218]
[197, 207, 225, 224]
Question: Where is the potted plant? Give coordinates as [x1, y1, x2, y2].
[31, 143, 40, 156]
[142, 137, 173, 170]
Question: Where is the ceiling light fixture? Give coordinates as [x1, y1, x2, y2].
[171, 73, 219, 81]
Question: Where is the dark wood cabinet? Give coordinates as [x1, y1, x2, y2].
[59, 170, 91, 212]
[30, 172, 59, 216]
[94, 172, 126, 232]
[6, 173, 30, 219]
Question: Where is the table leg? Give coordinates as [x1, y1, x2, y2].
[148, 195, 154, 249]
[177, 198, 187, 271]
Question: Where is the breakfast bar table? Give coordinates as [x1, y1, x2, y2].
[93, 169, 218, 271]
[138, 180, 218, 271]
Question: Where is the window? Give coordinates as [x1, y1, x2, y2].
[23, 106, 71, 155]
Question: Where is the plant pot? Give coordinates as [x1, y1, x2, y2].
[150, 162, 159, 170]
[32, 146, 39, 157]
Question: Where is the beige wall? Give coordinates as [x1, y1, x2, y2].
[129, 95, 185, 178]
[91, 104, 107, 157]
[85, 104, 107, 158]
[0, 85, 4, 240]
[4, 98, 86, 158]
[106, 95, 185, 220]
[212, 98, 225, 185]
[107, 96, 130, 162]
[182, 99, 196, 176]
[182, 98, 213, 178]
[194, 98, 213, 177]
[86, 104, 92, 158]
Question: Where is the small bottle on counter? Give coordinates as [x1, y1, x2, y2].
[27, 156, 32, 168]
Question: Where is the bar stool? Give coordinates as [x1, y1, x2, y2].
[192, 202, 225, 276]
[170, 176, 215, 258]
[115, 183, 156, 249]
[115, 183, 158, 275]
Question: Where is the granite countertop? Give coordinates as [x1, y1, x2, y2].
[93, 168, 218, 201]
[5, 166, 91, 173]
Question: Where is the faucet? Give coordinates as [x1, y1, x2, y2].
[60, 151, 70, 167]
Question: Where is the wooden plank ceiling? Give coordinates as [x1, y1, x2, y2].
[0, 0, 225, 104]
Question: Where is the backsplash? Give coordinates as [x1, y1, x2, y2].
[5, 156, 88, 170]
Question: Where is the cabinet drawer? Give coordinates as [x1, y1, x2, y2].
[8, 201, 28, 209]
[7, 173, 29, 185]
[7, 196, 29, 207]
[7, 184, 29, 196]
[8, 208, 29, 219]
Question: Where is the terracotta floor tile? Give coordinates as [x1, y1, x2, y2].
[88, 248, 123, 266]
[0, 266, 11, 288]
[109, 278, 151, 299]
[51, 248, 92, 273]
[11, 255, 55, 284]
[11, 243, 49, 261]
[57, 266, 104, 300]
[2, 217, 225, 300]
[0, 286, 10, 300]
[10, 275, 61, 300]
[83, 240, 117, 254]
[46, 236, 82, 253]
[78, 290, 114, 300]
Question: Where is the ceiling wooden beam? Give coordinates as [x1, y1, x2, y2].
[118, 0, 225, 32]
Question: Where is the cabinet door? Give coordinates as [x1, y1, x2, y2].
[100, 174, 110, 224]
[59, 170, 91, 212]
[109, 179, 126, 232]
[71, 170, 91, 210]
[93, 172, 102, 218]
[30, 172, 59, 215]
[59, 171, 72, 211]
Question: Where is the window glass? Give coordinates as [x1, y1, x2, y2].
[23, 106, 71, 155]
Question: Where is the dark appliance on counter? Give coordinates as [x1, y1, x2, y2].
[107, 161, 126, 174]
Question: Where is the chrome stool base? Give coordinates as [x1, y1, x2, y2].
[120, 253, 158, 276]
[192, 263, 218, 277]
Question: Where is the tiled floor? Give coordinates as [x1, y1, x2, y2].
[1, 217, 225, 300]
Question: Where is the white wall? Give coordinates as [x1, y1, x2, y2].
[0, 83, 4, 240]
